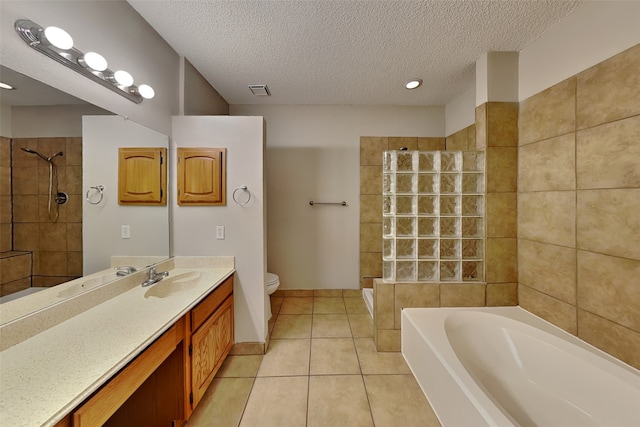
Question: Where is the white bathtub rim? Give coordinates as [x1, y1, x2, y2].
[401, 306, 640, 427]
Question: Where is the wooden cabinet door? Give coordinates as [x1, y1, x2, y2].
[191, 295, 234, 408]
[118, 147, 167, 205]
[177, 148, 226, 205]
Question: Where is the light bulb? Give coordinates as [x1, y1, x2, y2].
[0, 82, 15, 90]
[114, 70, 134, 87]
[83, 52, 108, 71]
[405, 79, 422, 90]
[138, 84, 155, 99]
[44, 26, 73, 50]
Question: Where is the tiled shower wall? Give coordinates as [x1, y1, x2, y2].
[517, 44, 640, 369]
[1, 137, 83, 295]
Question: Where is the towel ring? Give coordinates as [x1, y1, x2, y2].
[86, 185, 104, 205]
[232, 186, 251, 206]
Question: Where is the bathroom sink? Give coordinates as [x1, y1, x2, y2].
[56, 273, 119, 299]
[143, 271, 201, 299]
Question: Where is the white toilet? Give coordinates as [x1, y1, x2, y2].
[266, 272, 280, 320]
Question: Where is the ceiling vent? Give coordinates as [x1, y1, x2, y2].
[249, 84, 270, 96]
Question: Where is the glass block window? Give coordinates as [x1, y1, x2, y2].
[382, 151, 484, 282]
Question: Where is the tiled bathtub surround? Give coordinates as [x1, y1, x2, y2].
[7, 137, 83, 292]
[517, 44, 640, 369]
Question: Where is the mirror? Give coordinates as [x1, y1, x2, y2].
[0, 65, 170, 314]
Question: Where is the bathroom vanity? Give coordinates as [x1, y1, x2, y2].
[0, 257, 235, 426]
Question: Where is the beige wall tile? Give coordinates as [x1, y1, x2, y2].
[418, 137, 445, 151]
[0, 253, 31, 284]
[39, 223, 67, 251]
[360, 195, 382, 223]
[577, 250, 640, 331]
[577, 189, 640, 260]
[0, 195, 11, 224]
[518, 191, 576, 248]
[394, 283, 439, 328]
[487, 102, 519, 147]
[66, 223, 82, 252]
[475, 104, 487, 149]
[577, 44, 640, 129]
[485, 238, 517, 283]
[389, 137, 417, 151]
[518, 239, 576, 304]
[0, 278, 31, 296]
[361, 137, 388, 166]
[12, 195, 38, 223]
[375, 329, 401, 352]
[360, 165, 382, 195]
[67, 251, 82, 276]
[518, 133, 576, 192]
[364, 375, 442, 427]
[374, 280, 394, 329]
[519, 285, 577, 334]
[65, 137, 83, 166]
[445, 128, 469, 151]
[577, 115, 640, 189]
[0, 224, 11, 252]
[486, 147, 517, 192]
[11, 138, 38, 167]
[485, 192, 517, 238]
[578, 309, 640, 370]
[66, 166, 82, 194]
[12, 166, 38, 195]
[360, 252, 382, 278]
[519, 77, 576, 146]
[66, 195, 82, 223]
[38, 251, 67, 276]
[486, 283, 518, 306]
[440, 283, 485, 307]
[360, 223, 382, 253]
[38, 138, 67, 166]
[12, 223, 39, 251]
[468, 125, 477, 150]
[0, 166, 10, 196]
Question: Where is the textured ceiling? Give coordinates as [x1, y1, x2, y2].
[128, 0, 584, 106]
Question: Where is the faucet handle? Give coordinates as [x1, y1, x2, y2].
[115, 266, 137, 276]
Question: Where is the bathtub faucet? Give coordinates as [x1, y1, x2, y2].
[142, 266, 169, 287]
[115, 266, 137, 276]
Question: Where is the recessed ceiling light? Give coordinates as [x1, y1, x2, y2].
[0, 82, 15, 90]
[405, 79, 423, 90]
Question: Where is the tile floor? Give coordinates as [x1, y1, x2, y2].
[186, 291, 441, 427]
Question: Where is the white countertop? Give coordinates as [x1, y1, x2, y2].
[0, 257, 235, 427]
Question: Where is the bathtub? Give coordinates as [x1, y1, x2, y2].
[402, 306, 640, 427]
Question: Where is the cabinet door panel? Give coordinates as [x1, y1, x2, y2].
[191, 296, 234, 407]
[118, 147, 167, 205]
[177, 148, 226, 205]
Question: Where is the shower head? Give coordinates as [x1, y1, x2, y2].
[21, 147, 49, 162]
[20, 147, 64, 162]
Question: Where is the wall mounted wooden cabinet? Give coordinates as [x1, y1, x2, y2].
[118, 147, 167, 205]
[177, 148, 226, 206]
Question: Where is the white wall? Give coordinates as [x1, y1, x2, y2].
[10, 105, 111, 138]
[519, 1, 640, 101]
[181, 57, 229, 116]
[0, 1, 179, 135]
[83, 116, 170, 275]
[171, 116, 266, 344]
[230, 104, 444, 291]
[445, 84, 476, 136]
[0, 104, 11, 137]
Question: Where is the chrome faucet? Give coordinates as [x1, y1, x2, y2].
[115, 266, 137, 277]
[141, 266, 169, 287]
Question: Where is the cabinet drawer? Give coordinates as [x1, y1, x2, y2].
[191, 276, 233, 332]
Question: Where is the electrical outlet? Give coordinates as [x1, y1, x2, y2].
[216, 225, 225, 240]
[121, 225, 130, 239]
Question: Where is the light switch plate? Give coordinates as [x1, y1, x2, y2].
[121, 225, 130, 239]
[216, 225, 225, 240]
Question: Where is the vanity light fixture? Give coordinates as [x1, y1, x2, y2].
[405, 79, 423, 90]
[0, 82, 15, 90]
[14, 19, 155, 103]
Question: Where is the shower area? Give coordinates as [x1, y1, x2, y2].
[0, 137, 83, 297]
